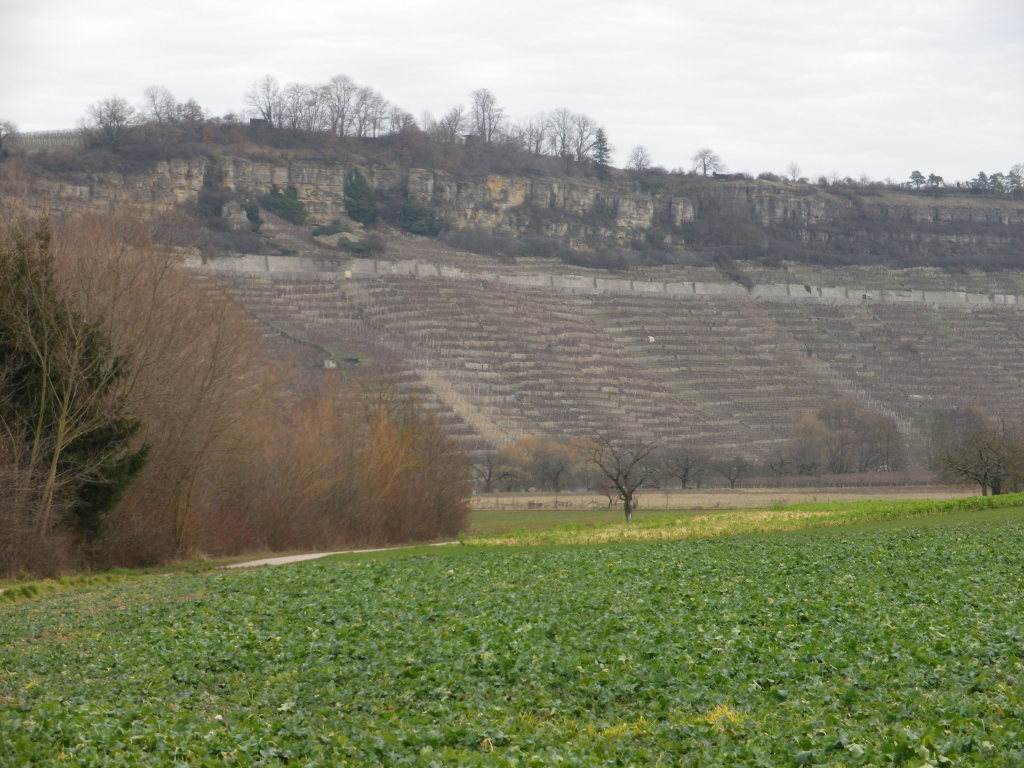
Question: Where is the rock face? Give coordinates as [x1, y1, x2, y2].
[7, 153, 1024, 260]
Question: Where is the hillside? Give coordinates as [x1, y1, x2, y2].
[3, 134, 1024, 469]
[193, 230, 1024, 465]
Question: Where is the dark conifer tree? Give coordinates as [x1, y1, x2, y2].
[593, 128, 611, 180]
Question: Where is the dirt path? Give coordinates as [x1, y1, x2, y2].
[224, 541, 459, 569]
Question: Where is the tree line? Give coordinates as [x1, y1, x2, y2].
[0, 212, 471, 578]
[478, 398, 908, 492]
[475, 397, 1024, 522]
[908, 167, 1024, 197]
[5, 74, 1019, 197]
[478, 399, 1024, 523]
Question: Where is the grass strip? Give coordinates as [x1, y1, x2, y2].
[464, 492, 1024, 547]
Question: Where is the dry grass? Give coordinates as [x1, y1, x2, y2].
[468, 507, 851, 547]
[466, 490, 1024, 548]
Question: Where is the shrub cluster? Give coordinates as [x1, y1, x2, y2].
[259, 185, 307, 225]
[399, 198, 442, 236]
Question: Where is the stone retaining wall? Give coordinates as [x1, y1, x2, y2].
[188, 255, 1022, 308]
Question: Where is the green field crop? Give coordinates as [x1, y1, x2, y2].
[2, 521, 1023, 766]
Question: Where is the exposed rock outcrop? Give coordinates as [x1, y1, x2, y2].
[5, 153, 1023, 264]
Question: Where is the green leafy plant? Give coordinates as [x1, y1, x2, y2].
[344, 167, 378, 226]
[259, 185, 307, 225]
[312, 220, 346, 237]
[3, 519, 1024, 765]
[338, 234, 385, 256]
[239, 200, 261, 231]
[400, 199, 442, 236]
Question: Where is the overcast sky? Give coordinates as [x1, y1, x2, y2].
[2, 0, 1021, 182]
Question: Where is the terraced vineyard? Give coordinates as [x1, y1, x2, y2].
[3, 518, 1023, 766]
[210, 259, 1024, 463]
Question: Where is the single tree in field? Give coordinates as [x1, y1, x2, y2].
[592, 128, 612, 180]
[473, 453, 501, 493]
[938, 421, 1024, 496]
[909, 170, 926, 189]
[586, 434, 658, 522]
[692, 147, 724, 176]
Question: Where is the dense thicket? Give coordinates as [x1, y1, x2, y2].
[0, 214, 471, 577]
[0, 223, 148, 574]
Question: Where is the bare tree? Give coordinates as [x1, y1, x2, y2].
[353, 86, 389, 137]
[1010, 163, 1024, 193]
[692, 147, 724, 176]
[388, 107, 416, 135]
[324, 74, 359, 136]
[938, 420, 1024, 495]
[660, 446, 708, 489]
[531, 441, 577, 492]
[626, 145, 652, 173]
[570, 112, 600, 162]
[515, 115, 550, 155]
[498, 438, 582, 492]
[713, 456, 751, 489]
[142, 85, 178, 124]
[85, 96, 136, 146]
[786, 161, 801, 182]
[586, 434, 658, 522]
[473, 453, 501, 493]
[926, 407, 986, 470]
[788, 399, 906, 475]
[279, 82, 329, 132]
[245, 75, 283, 127]
[432, 105, 467, 144]
[51, 213, 269, 558]
[470, 88, 504, 143]
[546, 108, 574, 161]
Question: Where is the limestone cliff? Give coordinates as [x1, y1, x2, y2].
[5, 151, 1023, 266]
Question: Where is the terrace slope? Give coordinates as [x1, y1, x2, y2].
[198, 240, 1024, 465]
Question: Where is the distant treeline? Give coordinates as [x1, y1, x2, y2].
[2, 75, 1020, 195]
